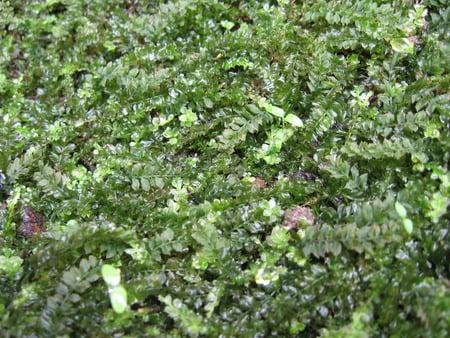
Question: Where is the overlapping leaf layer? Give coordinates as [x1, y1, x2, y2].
[0, 1, 448, 336]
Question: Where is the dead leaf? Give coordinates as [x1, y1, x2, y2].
[19, 206, 46, 238]
[283, 206, 315, 230]
[250, 177, 267, 188]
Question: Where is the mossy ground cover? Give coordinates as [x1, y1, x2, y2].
[0, 0, 449, 336]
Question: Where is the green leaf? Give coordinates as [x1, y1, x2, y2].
[328, 242, 342, 257]
[110, 285, 127, 314]
[390, 38, 414, 54]
[192, 254, 209, 270]
[101, 264, 121, 287]
[289, 320, 306, 334]
[426, 191, 450, 223]
[140, 177, 150, 192]
[255, 265, 287, 286]
[160, 228, 174, 241]
[204, 285, 223, 318]
[267, 225, 291, 250]
[0, 256, 23, 277]
[395, 201, 407, 218]
[285, 113, 303, 127]
[131, 177, 140, 191]
[402, 218, 413, 234]
[203, 97, 214, 108]
[220, 20, 235, 30]
[266, 104, 285, 118]
[159, 295, 207, 335]
[179, 107, 198, 127]
[257, 97, 286, 118]
[62, 270, 77, 287]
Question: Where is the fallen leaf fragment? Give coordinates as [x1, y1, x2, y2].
[250, 177, 267, 188]
[283, 206, 315, 230]
[19, 206, 46, 238]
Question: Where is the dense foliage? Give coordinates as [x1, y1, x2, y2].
[1, 0, 449, 336]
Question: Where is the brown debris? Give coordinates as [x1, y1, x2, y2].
[407, 36, 423, 45]
[19, 206, 46, 238]
[283, 206, 315, 230]
[250, 177, 267, 188]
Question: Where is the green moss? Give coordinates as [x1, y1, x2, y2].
[0, 0, 449, 337]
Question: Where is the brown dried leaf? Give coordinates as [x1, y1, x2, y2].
[19, 206, 46, 238]
[283, 206, 315, 230]
[250, 177, 267, 188]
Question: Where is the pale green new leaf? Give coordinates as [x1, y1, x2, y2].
[402, 218, 413, 234]
[285, 113, 303, 127]
[101, 264, 121, 287]
[390, 38, 414, 54]
[110, 285, 127, 314]
[395, 201, 407, 218]
[267, 105, 286, 118]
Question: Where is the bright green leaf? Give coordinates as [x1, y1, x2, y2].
[390, 38, 414, 54]
[290, 320, 306, 334]
[267, 225, 291, 250]
[426, 191, 450, 223]
[110, 285, 127, 314]
[395, 201, 408, 218]
[101, 264, 121, 287]
[266, 105, 285, 118]
[285, 113, 303, 127]
[220, 20, 235, 30]
[255, 265, 287, 286]
[402, 218, 413, 234]
[0, 256, 23, 277]
[179, 107, 198, 127]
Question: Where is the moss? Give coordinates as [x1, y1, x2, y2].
[0, 0, 448, 336]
